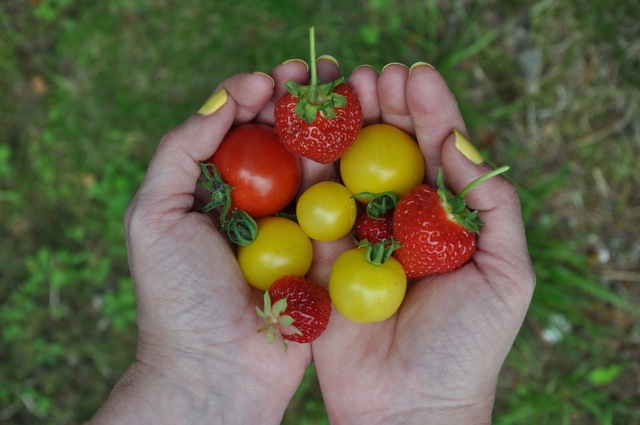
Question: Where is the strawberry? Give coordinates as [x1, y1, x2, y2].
[353, 191, 397, 244]
[393, 167, 509, 278]
[354, 212, 394, 244]
[274, 27, 362, 164]
[256, 275, 331, 349]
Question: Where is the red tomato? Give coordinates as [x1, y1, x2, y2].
[209, 124, 302, 219]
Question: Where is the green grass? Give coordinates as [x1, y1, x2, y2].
[2, 0, 639, 423]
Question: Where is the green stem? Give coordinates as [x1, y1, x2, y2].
[309, 27, 317, 86]
[458, 165, 510, 198]
[308, 26, 318, 103]
[359, 239, 402, 266]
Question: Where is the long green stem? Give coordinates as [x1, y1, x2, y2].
[459, 165, 511, 198]
[308, 26, 318, 102]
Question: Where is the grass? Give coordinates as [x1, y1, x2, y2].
[1, 0, 639, 423]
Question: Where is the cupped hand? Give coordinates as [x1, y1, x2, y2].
[309, 64, 536, 425]
[92, 60, 342, 425]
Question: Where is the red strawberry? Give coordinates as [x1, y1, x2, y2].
[256, 275, 331, 349]
[393, 167, 509, 278]
[354, 211, 394, 244]
[274, 28, 363, 164]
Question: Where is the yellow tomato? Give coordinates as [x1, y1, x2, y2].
[340, 123, 425, 203]
[296, 181, 357, 242]
[237, 216, 313, 291]
[329, 247, 407, 323]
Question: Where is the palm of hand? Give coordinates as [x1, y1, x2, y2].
[305, 65, 534, 423]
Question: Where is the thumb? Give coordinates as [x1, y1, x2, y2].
[441, 130, 534, 293]
[130, 89, 236, 218]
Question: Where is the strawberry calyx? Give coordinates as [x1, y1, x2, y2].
[256, 291, 301, 351]
[198, 162, 258, 245]
[358, 238, 402, 266]
[285, 27, 347, 124]
[436, 165, 510, 233]
[353, 191, 398, 218]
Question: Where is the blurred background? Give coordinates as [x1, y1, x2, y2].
[1, 0, 639, 423]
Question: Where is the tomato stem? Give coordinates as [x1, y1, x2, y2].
[359, 239, 401, 266]
[353, 191, 398, 218]
[222, 209, 258, 246]
[198, 162, 233, 222]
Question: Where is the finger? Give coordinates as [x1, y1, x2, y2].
[131, 92, 236, 221]
[377, 63, 414, 132]
[133, 72, 276, 216]
[315, 55, 341, 83]
[255, 59, 309, 125]
[307, 236, 354, 288]
[441, 133, 534, 296]
[406, 63, 467, 185]
[347, 65, 380, 126]
[217, 72, 276, 125]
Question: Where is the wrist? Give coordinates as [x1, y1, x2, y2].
[91, 348, 291, 425]
[382, 399, 495, 425]
[328, 392, 496, 425]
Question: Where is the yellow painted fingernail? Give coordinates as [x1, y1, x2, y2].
[454, 129, 484, 165]
[197, 89, 228, 116]
[409, 61, 436, 73]
[253, 71, 275, 88]
[282, 58, 309, 72]
[317, 54, 339, 67]
[382, 62, 409, 72]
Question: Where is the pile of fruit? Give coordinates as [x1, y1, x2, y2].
[198, 28, 507, 350]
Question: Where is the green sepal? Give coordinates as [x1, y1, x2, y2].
[222, 208, 258, 246]
[353, 191, 398, 218]
[255, 291, 295, 352]
[278, 315, 295, 326]
[286, 78, 347, 124]
[436, 168, 483, 233]
[284, 27, 348, 124]
[271, 298, 288, 316]
[198, 162, 233, 221]
[358, 239, 402, 266]
[435, 166, 511, 234]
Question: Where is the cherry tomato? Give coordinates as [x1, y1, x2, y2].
[237, 217, 313, 291]
[296, 181, 357, 242]
[329, 247, 407, 323]
[340, 123, 425, 203]
[209, 123, 301, 219]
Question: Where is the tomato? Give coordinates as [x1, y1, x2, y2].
[209, 123, 301, 219]
[340, 123, 425, 203]
[329, 247, 407, 323]
[296, 181, 357, 242]
[237, 217, 313, 291]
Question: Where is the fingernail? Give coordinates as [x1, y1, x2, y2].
[317, 54, 339, 67]
[282, 58, 309, 72]
[454, 129, 484, 165]
[352, 64, 375, 73]
[197, 89, 228, 116]
[382, 62, 409, 72]
[409, 61, 436, 73]
[253, 71, 275, 88]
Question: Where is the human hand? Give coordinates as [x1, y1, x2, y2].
[308, 63, 536, 425]
[90, 59, 342, 425]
